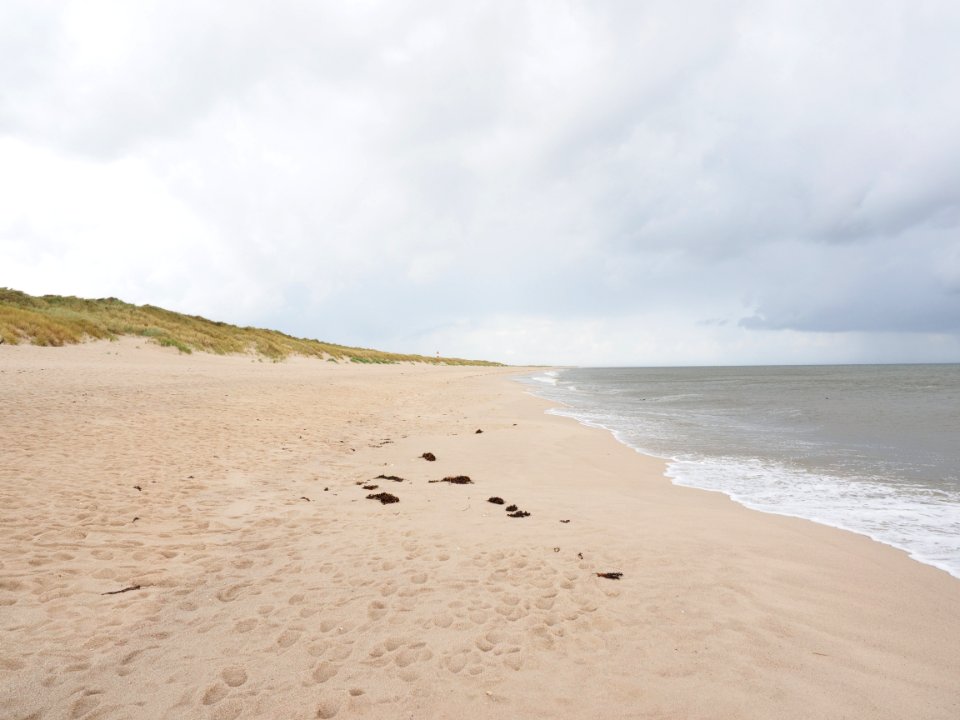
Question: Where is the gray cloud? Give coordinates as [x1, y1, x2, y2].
[1, 1, 959, 364]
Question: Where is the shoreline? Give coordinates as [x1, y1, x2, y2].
[2, 340, 958, 719]
[545, 408, 960, 582]
[522, 370, 960, 582]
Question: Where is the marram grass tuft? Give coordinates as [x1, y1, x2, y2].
[0, 288, 501, 366]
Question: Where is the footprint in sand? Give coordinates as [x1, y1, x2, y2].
[120, 647, 155, 668]
[496, 605, 524, 621]
[221, 666, 247, 687]
[216, 584, 244, 602]
[209, 699, 243, 720]
[394, 648, 423, 668]
[315, 698, 340, 719]
[234, 618, 257, 633]
[475, 635, 495, 652]
[398, 668, 420, 682]
[444, 652, 469, 673]
[367, 600, 388, 620]
[503, 652, 524, 671]
[69, 691, 102, 718]
[276, 628, 301, 648]
[383, 636, 406, 652]
[311, 661, 338, 684]
[202, 683, 229, 705]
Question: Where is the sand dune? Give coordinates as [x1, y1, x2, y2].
[1, 340, 958, 719]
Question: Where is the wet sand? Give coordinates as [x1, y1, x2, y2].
[1, 339, 958, 719]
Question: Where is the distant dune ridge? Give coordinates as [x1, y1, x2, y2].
[0, 288, 500, 365]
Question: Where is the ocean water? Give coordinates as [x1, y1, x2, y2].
[523, 365, 960, 579]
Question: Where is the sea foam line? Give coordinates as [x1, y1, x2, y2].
[523, 375, 960, 581]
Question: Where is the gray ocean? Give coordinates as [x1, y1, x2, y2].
[523, 365, 960, 579]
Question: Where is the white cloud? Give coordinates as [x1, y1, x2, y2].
[1, 1, 958, 364]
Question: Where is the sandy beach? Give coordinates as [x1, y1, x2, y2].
[1, 340, 958, 720]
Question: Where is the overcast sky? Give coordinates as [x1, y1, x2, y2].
[2, 1, 959, 365]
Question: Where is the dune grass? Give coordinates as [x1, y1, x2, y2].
[0, 288, 501, 365]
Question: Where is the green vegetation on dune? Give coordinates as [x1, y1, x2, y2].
[0, 288, 502, 365]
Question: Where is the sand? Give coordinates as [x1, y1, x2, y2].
[1, 339, 958, 720]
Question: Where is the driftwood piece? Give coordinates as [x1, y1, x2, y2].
[102, 585, 141, 595]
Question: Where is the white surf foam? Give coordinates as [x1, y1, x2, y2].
[525, 374, 960, 580]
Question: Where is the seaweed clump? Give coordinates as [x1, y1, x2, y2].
[487, 497, 505, 505]
[367, 492, 399, 505]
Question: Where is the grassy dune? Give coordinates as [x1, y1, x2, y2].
[0, 289, 501, 365]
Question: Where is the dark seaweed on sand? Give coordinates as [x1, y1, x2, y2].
[487, 497, 505, 504]
[421, 452, 436, 461]
[507, 510, 530, 518]
[505, 504, 517, 512]
[596, 572, 623, 580]
[374, 475, 405, 482]
[367, 492, 399, 504]
[362, 484, 378, 490]
[430, 476, 473, 484]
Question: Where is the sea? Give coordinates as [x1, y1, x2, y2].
[523, 365, 960, 579]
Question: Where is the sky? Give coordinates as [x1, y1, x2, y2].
[2, 0, 959, 366]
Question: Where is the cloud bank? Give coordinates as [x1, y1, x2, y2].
[2, 0, 959, 364]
